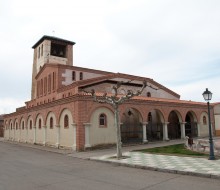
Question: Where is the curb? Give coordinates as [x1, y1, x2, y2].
[89, 157, 220, 180]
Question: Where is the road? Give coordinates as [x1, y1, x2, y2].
[0, 142, 220, 190]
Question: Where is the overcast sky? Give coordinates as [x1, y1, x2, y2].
[0, 0, 220, 114]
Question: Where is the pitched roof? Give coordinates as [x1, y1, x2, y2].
[81, 91, 206, 106]
[32, 35, 75, 48]
[36, 63, 180, 98]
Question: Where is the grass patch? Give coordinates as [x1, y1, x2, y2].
[135, 144, 208, 157]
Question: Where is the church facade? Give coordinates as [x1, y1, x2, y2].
[3, 36, 217, 151]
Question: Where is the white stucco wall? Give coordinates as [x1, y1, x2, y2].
[199, 112, 209, 137]
[89, 107, 116, 146]
[35, 115, 44, 144]
[46, 112, 57, 146]
[214, 104, 220, 131]
[59, 109, 74, 148]
[215, 115, 220, 130]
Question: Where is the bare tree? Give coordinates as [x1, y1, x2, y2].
[85, 80, 147, 159]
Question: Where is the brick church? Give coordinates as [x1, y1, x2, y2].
[3, 35, 219, 151]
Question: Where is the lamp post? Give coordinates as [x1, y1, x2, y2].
[202, 88, 215, 160]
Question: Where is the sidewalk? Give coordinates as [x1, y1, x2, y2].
[88, 138, 220, 180]
[90, 151, 220, 179]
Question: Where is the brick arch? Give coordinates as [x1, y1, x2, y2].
[124, 107, 144, 123]
[57, 103, 74, 124]
[146, 108, 165, 123]
[199, 111, 208, 124]
[198, 110, 208, 123]
[58, 108, 74, 127]
[45, 111, 57, 127]
[4, 119, 8, 128]
[20, 117, 26, 129]
[14, 118, 19, 129]
[9, 119, 13, 129]
[183, 110, 198, 122]
[27, 115, 34, 128]
[120, 105, 145, 123]
[87, 104, 114, 123]
[35, 113, 44, 127]
[166, 109, 184, 123]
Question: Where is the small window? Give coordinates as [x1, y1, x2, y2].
[203, 116, 207, 125]
[16, 123, 18, 130]
[38, 47, 40, 59]
[48, 74, 51, 93]
[41, 79, 43, 96]
[50, 117, 53, 129]
[11, 123, 12, 130]
[64, 115, 69, 128]
[99, 113, 107, 127]
[39, 119, 42, 129]
[147, 92, 151, 97]
[44, 77, 47, 95]
[52, 72, 56, 91]
[41, 44, 43, 56]
[80, 72, 83, 80]
[72, 71, 75, 81]
[30, 120, 32, 130]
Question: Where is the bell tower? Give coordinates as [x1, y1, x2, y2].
[31, 35, 75, 99]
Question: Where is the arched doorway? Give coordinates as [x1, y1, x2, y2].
[121, 108, 142, 143]
[147, 110, 164, 141]
[168, 111, 181, 139]
[185, 112, 198, 137]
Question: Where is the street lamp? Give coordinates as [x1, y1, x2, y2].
[202, 88, 215, 160]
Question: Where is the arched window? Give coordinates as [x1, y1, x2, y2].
[39, 119, 42, 129]
[64, 115, 69, 128]
[38, 47, 40, 58]
[11, 123, 12, 130]
[99, 113, 107, 127]
[41, 44, 43, 56]
[79, 72, 83, 80]
[50, 117, 53, 129]
[30, 120, 32, 130]
[72, 71, 75, 81]
[203, 116, 207, 125]
[16, 122, 18, 130]
[22, 121, 24, 130]
[147, 92, 151, 97]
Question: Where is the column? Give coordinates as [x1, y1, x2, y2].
[142, 122, 148, 143]
[13, 127, 15, 141]
[33, 126, 36, 144]
[43, 125, 47, 146]
[197, 123, 201, 137]
[71, 123, 77, 150]
[163, 122, 169, 141]
[84, 123, 91, 148]
[180, 122, 186, 139]
[9, 126, 11, 140]
[25, 126, 28, 143]
[18, 127, 21, 142]
[55, 125, 60, 148]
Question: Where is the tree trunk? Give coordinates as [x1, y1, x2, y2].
[114, 105, 122, 159]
